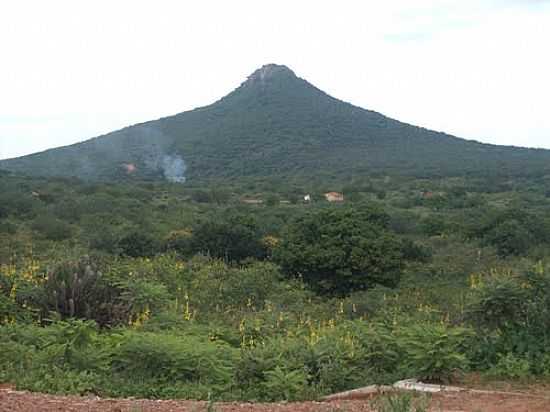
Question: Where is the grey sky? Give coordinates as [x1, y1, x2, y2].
[1, 0, 549, 160]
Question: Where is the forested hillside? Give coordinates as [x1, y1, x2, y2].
[2, 64, 550, 183]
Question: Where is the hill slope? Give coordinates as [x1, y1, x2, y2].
[2, 64, 550, 182]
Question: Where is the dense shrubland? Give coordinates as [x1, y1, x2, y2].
[1, 172, 550, 400]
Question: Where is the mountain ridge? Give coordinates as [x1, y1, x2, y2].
[2, 63, 550, 182]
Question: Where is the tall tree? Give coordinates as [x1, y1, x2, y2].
[273, 206, 403, 296]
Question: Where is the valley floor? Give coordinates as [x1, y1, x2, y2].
[2, 385, 550, 412]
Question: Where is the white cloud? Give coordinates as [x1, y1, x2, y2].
[1, 0, 549, 159]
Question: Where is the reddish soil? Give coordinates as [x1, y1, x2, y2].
[1, 386, 550, 412]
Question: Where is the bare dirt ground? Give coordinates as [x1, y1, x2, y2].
[2, 385, 550, 412]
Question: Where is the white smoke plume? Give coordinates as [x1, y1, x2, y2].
[161, 154, 186, 183]
[132, 126, 187, 183]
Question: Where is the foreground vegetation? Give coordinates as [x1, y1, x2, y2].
[1, 171, 550, 401]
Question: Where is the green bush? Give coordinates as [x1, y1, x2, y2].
[0, 320, 108, 395]
[420, 216, 446, 236]
[181, 258, 295, 317]
[262, 366, 309, 401]
[16, 367, 101, 395]
[118, 230, 159, 258]
[164, 229, 193, 255]
[486, 220, 534, 257]
[274, 206, 404, 296]
[468, 264, 550, 358]
[189, 214, 266, 262]
[235, 334, 356, 400]
[116, 277, 170, 322]
[235, 321, 403, 401]
[0, 220, 17, 234]
[0, 321, 239, 399]
[342, 321, 401, 382]
[488, 353, 531, 380]
[31, 215, 73, 241]
[111, 331, 237, 389]
[396, 323, 472, 383]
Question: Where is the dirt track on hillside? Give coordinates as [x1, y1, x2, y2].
[2, 386, 550, 412]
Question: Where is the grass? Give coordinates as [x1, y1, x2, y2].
[372, 391, 431, 412]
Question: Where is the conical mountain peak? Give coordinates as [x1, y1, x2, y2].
[245, 64, 297, 85]
[3, 63, 550, 183]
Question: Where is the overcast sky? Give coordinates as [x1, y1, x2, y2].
[1, 0, 549, 160]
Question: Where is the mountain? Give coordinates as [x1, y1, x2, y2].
[2, 64, 550, 183]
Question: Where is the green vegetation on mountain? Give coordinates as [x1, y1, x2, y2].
[2, 64, 550, 183]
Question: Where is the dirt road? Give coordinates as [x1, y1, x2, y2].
[2, 387, 550, 412]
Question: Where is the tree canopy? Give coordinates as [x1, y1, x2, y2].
[274, 206, 404, 296]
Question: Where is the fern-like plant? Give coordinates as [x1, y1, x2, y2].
[397, 323, 472, 383]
